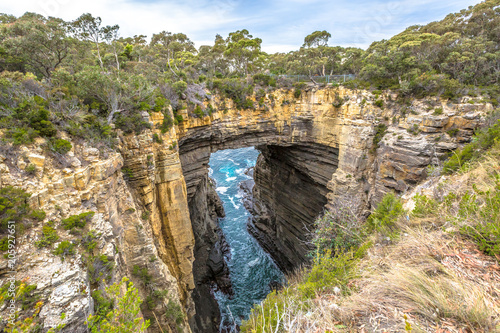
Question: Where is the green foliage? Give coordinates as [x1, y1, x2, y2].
[141, 210, 150, 221]
[0, 237, 8, 251]
[152, 133, 163, 144]
[35, 223, 59, 248]
[411, 194, 438, 218]
[372, 123, 387, 149]
[87, 277, 150, 333]
[443, 120, 500, 174]
[53, 240, 75, 259]
[299, 250, 358, 298]
[253, 73, 275, 87]
[0, 186, 32, 233]
[81, 230, 98, 252]
[132, 265, 152, 285]
[332, 93, 344, 108]
[433, 107, 443, 115]
[374, 99, 384, 108]
[61, 211, 95, 230]
[293, 88, 301, 99]
[160, 114, 174, 133]
[92, 289, 114, 317]
[172, 81, 187, 97]
[367, 192, 405, 232]
[88, 254, 114, 284]
[51, 139, 72, 154]
[312, 209, 363, 255]
[407, 124, 421, 136]
[114, 112, 151, 135]
[4, 127, 39, 145]
[0, 281, 39, 310]
[30, 209, 46, 221]
[165, 299, 185, 329]
[193, 105, 204, 118]
[25, 163, 37, 175]
[122, 168, 134, 179]
[458, 178, 500, 257]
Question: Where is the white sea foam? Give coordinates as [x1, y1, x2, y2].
[226, 176, 236, 182]
[229, 197, 240, 209]
[216, 187, 229, 194]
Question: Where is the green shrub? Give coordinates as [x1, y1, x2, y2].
[30, 209, 46, 221]
[299, 250, 358, 298]
[88, 254, 114, 283]
[114, 112, 151, 135]
[122, 168, 134, 179]
[81, 230, 98, 252]
[141, 210, 150, 221]
[165, 299, 185, 329]
[61, 211, 95, 230]
[372, 123, 387, 149]
[367, 192, 405, 232]
[152, 133, 163, 144]
[5, 127, 38, 145]
[193, 105, 204, 118]
[0, 186, 32, 232]
[160, 114, 173, 133]
[374, 99, 384, 108]
[443, 120, 500, 174]
[458, 178, 500, 257]
[87, 277, 149, 333]
[407, 124, 421, 136]
[0, 237, 8, 251]
[411, 194, 439, 217]
[172, 81, 187, 97]
[293, 89, 301, 99]
[312, 209, 363, 255]
[92, 289, 114, 317]
[52, 139, 72, 154]
[0, 281, 39, 310]
[433, 107, 444, 115]
[132, 265, 152, 285]
[35, 224, 59, 248]
[25, 164, 37, 175]
[253, 73, 274, 87]
[53, 240, 75, 259]
[332, 93, 344, 108]
[447, 128, 459, 137]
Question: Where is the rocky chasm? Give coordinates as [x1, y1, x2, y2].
[0, 87, 489, 332]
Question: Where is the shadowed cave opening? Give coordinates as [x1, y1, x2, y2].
[179, 138, 339, 332]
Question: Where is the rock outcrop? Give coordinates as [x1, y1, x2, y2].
[177, 87, 490, 274]
[0, 86, 490, 332]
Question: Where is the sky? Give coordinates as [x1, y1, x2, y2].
[1, 0, 483, 53]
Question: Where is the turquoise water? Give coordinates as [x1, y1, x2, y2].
[209, 147, 284, 330]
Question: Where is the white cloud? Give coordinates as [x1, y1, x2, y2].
[0, 0, 484, 52]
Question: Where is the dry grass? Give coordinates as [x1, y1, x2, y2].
[340, 227, 500, 332]
[242, 144, 500, 333]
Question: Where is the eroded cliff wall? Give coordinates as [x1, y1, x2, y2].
[0, 86, 490, 332]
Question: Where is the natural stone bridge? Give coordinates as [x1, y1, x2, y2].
[120, 86, 485, 332]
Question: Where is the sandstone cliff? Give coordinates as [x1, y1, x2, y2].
[0, 86, 490, 332]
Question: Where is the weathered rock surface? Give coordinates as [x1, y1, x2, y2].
[0, 86, 490, 333]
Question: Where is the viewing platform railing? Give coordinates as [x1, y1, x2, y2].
[270, 74, 356, 84]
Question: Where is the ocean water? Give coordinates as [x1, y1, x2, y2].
[208, 147, 284, 330]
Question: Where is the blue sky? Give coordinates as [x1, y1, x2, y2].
[1, 0, 483, 52]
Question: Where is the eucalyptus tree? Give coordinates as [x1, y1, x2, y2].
[1, 13, 72, 78]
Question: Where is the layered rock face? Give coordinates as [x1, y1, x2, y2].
[0, 86, 490, 333]
[178, 87, 490, 275]
[0, 114, 192, 332]
[248, 144, 338, 272]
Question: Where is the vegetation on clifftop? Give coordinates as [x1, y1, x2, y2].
[0, 1, 498, 150]
[241, 115, 500, 332]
